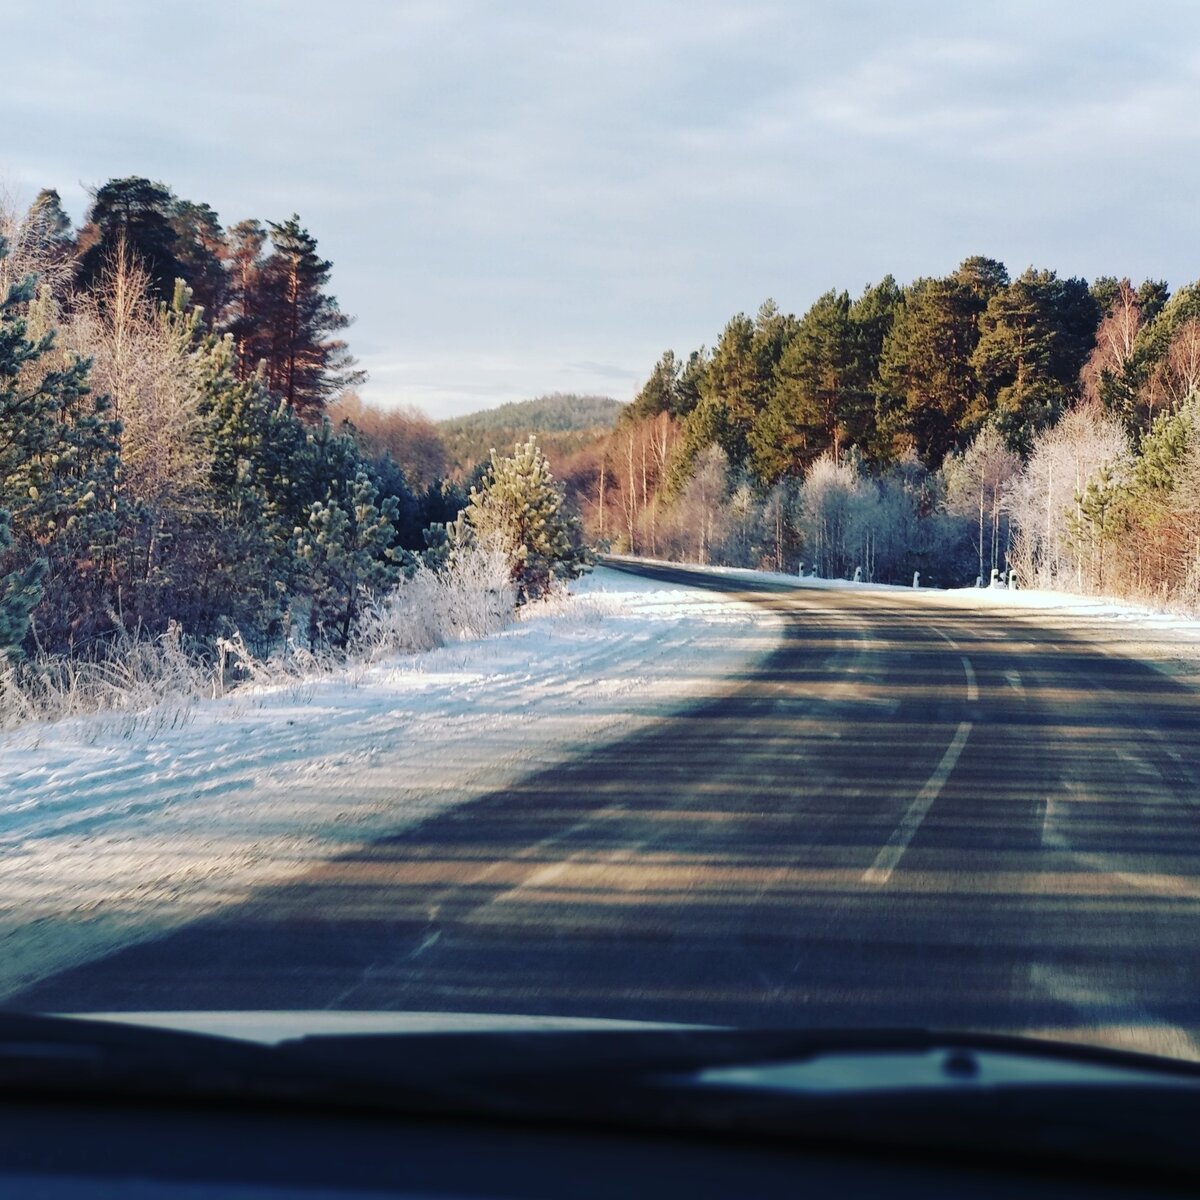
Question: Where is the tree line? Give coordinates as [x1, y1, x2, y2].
[562, 257, 1200, 604]
[1, 177, 587, 667]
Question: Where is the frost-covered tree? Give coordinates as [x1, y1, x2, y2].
[1008, 408, 1129, 589]
[798, 454, 873, 579]
[941, 428, 1020, 582]
[63, 253, 217, 630]
[69, 254, 207, 516]
[658, 444, 733, 565]
[0, 191, 76, 303]
[459, 436, 590, 601]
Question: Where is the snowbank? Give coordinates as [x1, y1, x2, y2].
[0, 567, 783, 999]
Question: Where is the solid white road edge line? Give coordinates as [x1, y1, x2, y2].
[961, 656, 978, 702]
[929, 626, 977, 703]
[861, 721, 973, 886]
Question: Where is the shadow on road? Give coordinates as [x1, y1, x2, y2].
[11, 566, 1200, 1056]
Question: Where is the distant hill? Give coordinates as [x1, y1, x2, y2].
[438, 393, 625, 475]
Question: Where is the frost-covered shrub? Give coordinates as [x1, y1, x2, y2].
[0, 622, 210, 731]
[0, 538, 518, 732]
[355, 538, 515, 659]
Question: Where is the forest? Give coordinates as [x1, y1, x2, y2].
[0, 176, 587, 711]
[560, 257, 1200, 603]
[7, 172, 1200, 722]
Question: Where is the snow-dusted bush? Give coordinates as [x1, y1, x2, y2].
[0, 623, 210, 732]
[355, 538, 515, 659]
[217, 631, 336, 696]
[0, 541, 517, 732]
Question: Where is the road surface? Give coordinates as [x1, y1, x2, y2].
[12, 562, 1200, 1055]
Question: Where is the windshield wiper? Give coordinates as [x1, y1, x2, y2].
[283, 1023, 1200, 1087]
[280, 1024, 1200, 1182]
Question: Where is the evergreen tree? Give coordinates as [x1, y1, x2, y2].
[297, 468, 402, 645]
[76, 177, 186, 301]
[0, 510, 46, 659]
[676, 348, 708, 417]
[242, 215, 364, 418]
[225, 219, 269, 378]
[1136, 279, 1171, 326]
[879, 274, 983, 467]
[702, 312, 763, 468]
[626, 350, 681, 422]
[0, 241, 120, 650]
[953, 255, 1010, 304]
[1091, 276, 1123, 318]
[849, 275, 903, 463]
[753, 290, 858, 481]
[188, 331, 299, 642]
[169, 200, 229, 327]
[460, 437, 590, 601]
[970, 270, 1097, 454]
[688, 301, 796, 473]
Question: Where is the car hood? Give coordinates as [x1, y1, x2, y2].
[57, 1010, 700, 1044]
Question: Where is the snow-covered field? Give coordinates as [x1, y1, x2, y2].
[0, 567, 783, 1000]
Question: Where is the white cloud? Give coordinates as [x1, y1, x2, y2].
[6, 1, 1200, 417]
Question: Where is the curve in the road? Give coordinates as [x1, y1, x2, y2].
[12, 561, 1200, 1059]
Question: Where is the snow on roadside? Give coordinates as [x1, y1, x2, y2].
[0, 566, 784, 1000]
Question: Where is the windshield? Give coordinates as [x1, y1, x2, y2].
[3, 2, 1200, 1074]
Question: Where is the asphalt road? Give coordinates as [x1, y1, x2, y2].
[13, 562, 1200, 1054]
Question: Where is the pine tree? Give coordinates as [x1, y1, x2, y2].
[76, 177, 186, 302]
[696, 303, 797, 471]
[849, 275, 903, 463]
[0, 510, 46, 658]
[953, 256, 1010, 305]
[186, 331, 296, 641]
[242, 215, 364, 418]
[297, 468, 402, 645]
[698, 313, 759, 468]
[460, 437, 591, 601]
[971, 270, 1099, 454]
[626, 350, 680, 422]
[0, 241, 120, 650]
[753, 290, 857, 481]
[676, 348, 708, 418]
[879, 274, 984, 467]
[225, 219, 269, 379]
[169, 200, 229, 328]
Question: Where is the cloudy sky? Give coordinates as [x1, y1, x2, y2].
[4, 1, 1199, 417]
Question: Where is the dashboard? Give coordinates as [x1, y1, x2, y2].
[0, 1092, 1185, 1199]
